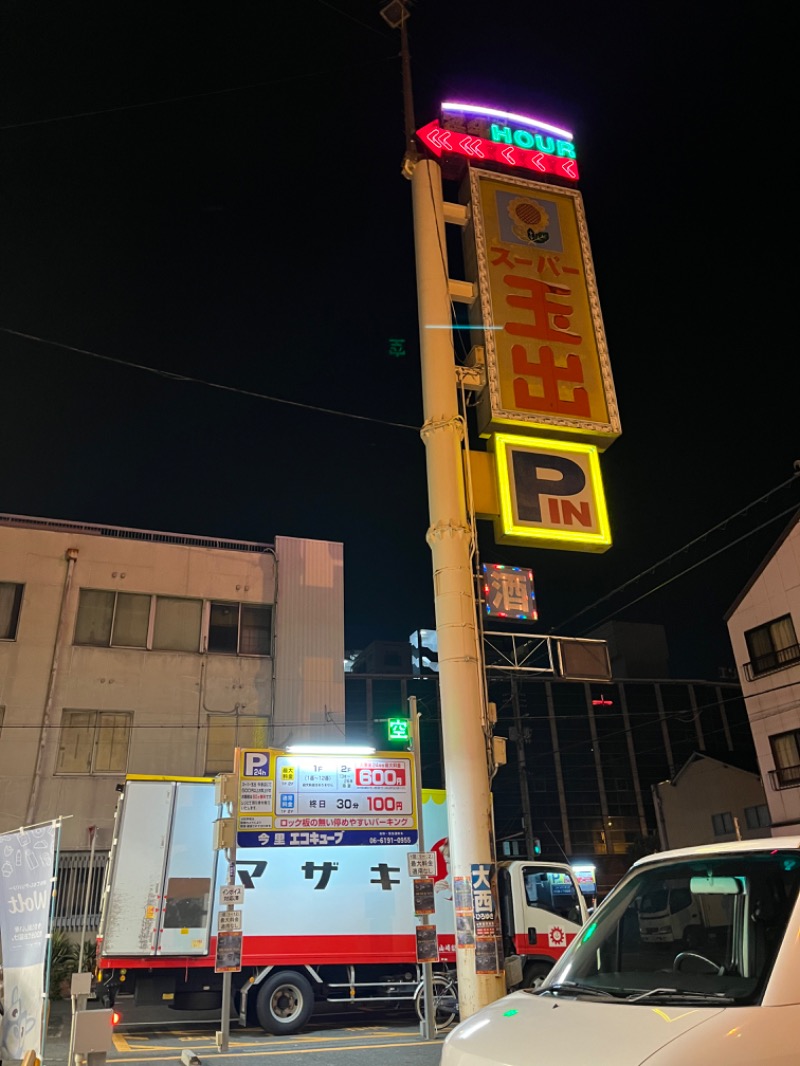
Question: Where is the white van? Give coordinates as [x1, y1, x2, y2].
[441, 837, 800, 1066]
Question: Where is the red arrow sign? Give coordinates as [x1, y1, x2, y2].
[415, 119, 447, 157]
[415, 120, 579, 181]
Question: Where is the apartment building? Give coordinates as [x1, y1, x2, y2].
[725, 510, 800, 834]
[0, 513, 345, 849]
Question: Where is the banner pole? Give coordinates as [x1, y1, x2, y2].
[41, 817, 62, 1063]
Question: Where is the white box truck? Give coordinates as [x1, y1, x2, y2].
[95, 777, 588, 1033]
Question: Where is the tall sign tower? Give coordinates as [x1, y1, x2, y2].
[384, 9, 620, 1022]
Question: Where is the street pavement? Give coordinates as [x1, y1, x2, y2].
[30, 997, 448, 1065]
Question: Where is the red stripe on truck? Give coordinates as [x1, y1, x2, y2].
[100, 932, 458, 970]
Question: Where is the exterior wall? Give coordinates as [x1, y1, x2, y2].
[726, 518, 800, 833]
[0, 517, 345, 849]
[652, 757, 768, 850]
[272, 536, 345, 747]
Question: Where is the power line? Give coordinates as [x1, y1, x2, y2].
[573, 503, 799, 638]
[0, 327, 420, 432]
[497, 674, 800, 765]
[4, 322, 798, 656]
[546, 475, 799, 638]
[0, 55, 398, 132]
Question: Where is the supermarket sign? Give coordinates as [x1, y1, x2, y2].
[235, 748, 417, 847]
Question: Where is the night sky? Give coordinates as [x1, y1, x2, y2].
[1, 2, 797, 677]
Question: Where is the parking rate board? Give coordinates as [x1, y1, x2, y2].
[235, 748, 417, 847]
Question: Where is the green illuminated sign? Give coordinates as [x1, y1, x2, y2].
[387, 717, 410, 742]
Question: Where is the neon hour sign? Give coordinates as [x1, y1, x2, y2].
[416, 101, 579, 181]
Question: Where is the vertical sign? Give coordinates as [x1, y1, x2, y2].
[214, 930, 243, 973]
[0, 823, 57, 1061]
[470, 863, 504, 975]
[467, 168, 621, 447]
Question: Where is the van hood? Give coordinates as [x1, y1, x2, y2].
[440, 990, 724, 1066]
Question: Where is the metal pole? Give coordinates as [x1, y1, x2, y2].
[77, 827, 98, 975]
[409, 155, 505, 1018]
[511, 676, 536, 858]
[409, 697, 434, 1040]
[218, 847, 236, 1052]
[69, 826, 99, 1064]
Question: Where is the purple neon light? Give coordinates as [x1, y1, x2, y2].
[441, 101, 572, 141]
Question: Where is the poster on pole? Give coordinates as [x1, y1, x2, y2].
[214, 930, 243, 973]
[413, 878, 435, 915]
[0, 822, 57, 1062]
[415, 924, 439, 964]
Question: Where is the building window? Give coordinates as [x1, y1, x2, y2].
[205, 714, 269, 775]
[744, 804, 770, 829]
[770, 730, 800, 788]
[745, 614, 800, 677]
[75, 589, 270, 657]
[711, 811, 734, 835]
[208, 602, 272, 656]
[0, 582, 23, 640]
[75, 590, 150, 647]
[56, 710, 131, 774]
[152, 597, 202, 652]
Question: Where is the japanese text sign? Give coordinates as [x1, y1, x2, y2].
[482, 563, 537, 620]
[236, 748, 418, 848]
[466, 169, 620, 447]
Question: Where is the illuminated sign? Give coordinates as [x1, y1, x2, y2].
[466, 169, 620, 447]
[487, 434, 611, 552]
[235, 747, 418, 847]
[387, 716, 411, 742]
[416, 119, 578, 181]
[481, 563, 537, 620]
[441, 101, 573, 140]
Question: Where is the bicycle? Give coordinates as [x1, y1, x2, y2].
[413, 966, 459, 1034]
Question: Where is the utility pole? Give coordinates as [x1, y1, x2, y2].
[380, 0, 505, 1018]
[510, 675, 536, 859]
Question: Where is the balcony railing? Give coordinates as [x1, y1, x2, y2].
[768, 765, 800, 791]
[744, 642, 800, 681]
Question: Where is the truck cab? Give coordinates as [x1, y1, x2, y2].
[498, 860, 589, 987]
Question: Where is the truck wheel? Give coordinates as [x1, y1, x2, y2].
[255, 971, 314, 1035]
[522, 961, 551, 989]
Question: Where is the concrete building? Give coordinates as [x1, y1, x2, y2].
[652, 752, 768, 850]
[0, 513, 345, 851]
[725, 511, 800, 835]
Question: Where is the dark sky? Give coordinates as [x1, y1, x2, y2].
[1, 2, 797, 676]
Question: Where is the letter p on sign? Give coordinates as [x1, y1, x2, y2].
[491, 434, 612, 553]
[244, 751, 270, 777]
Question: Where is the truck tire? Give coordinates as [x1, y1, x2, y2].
[522, 960, 551, 989]
[255, 971, 314, 1035]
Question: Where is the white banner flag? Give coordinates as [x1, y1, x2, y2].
[0, 822, 57, 1061]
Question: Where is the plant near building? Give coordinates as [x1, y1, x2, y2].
[47, 929, 76, 999]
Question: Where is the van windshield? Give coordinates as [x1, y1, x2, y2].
[538, 851, 800, 1006]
